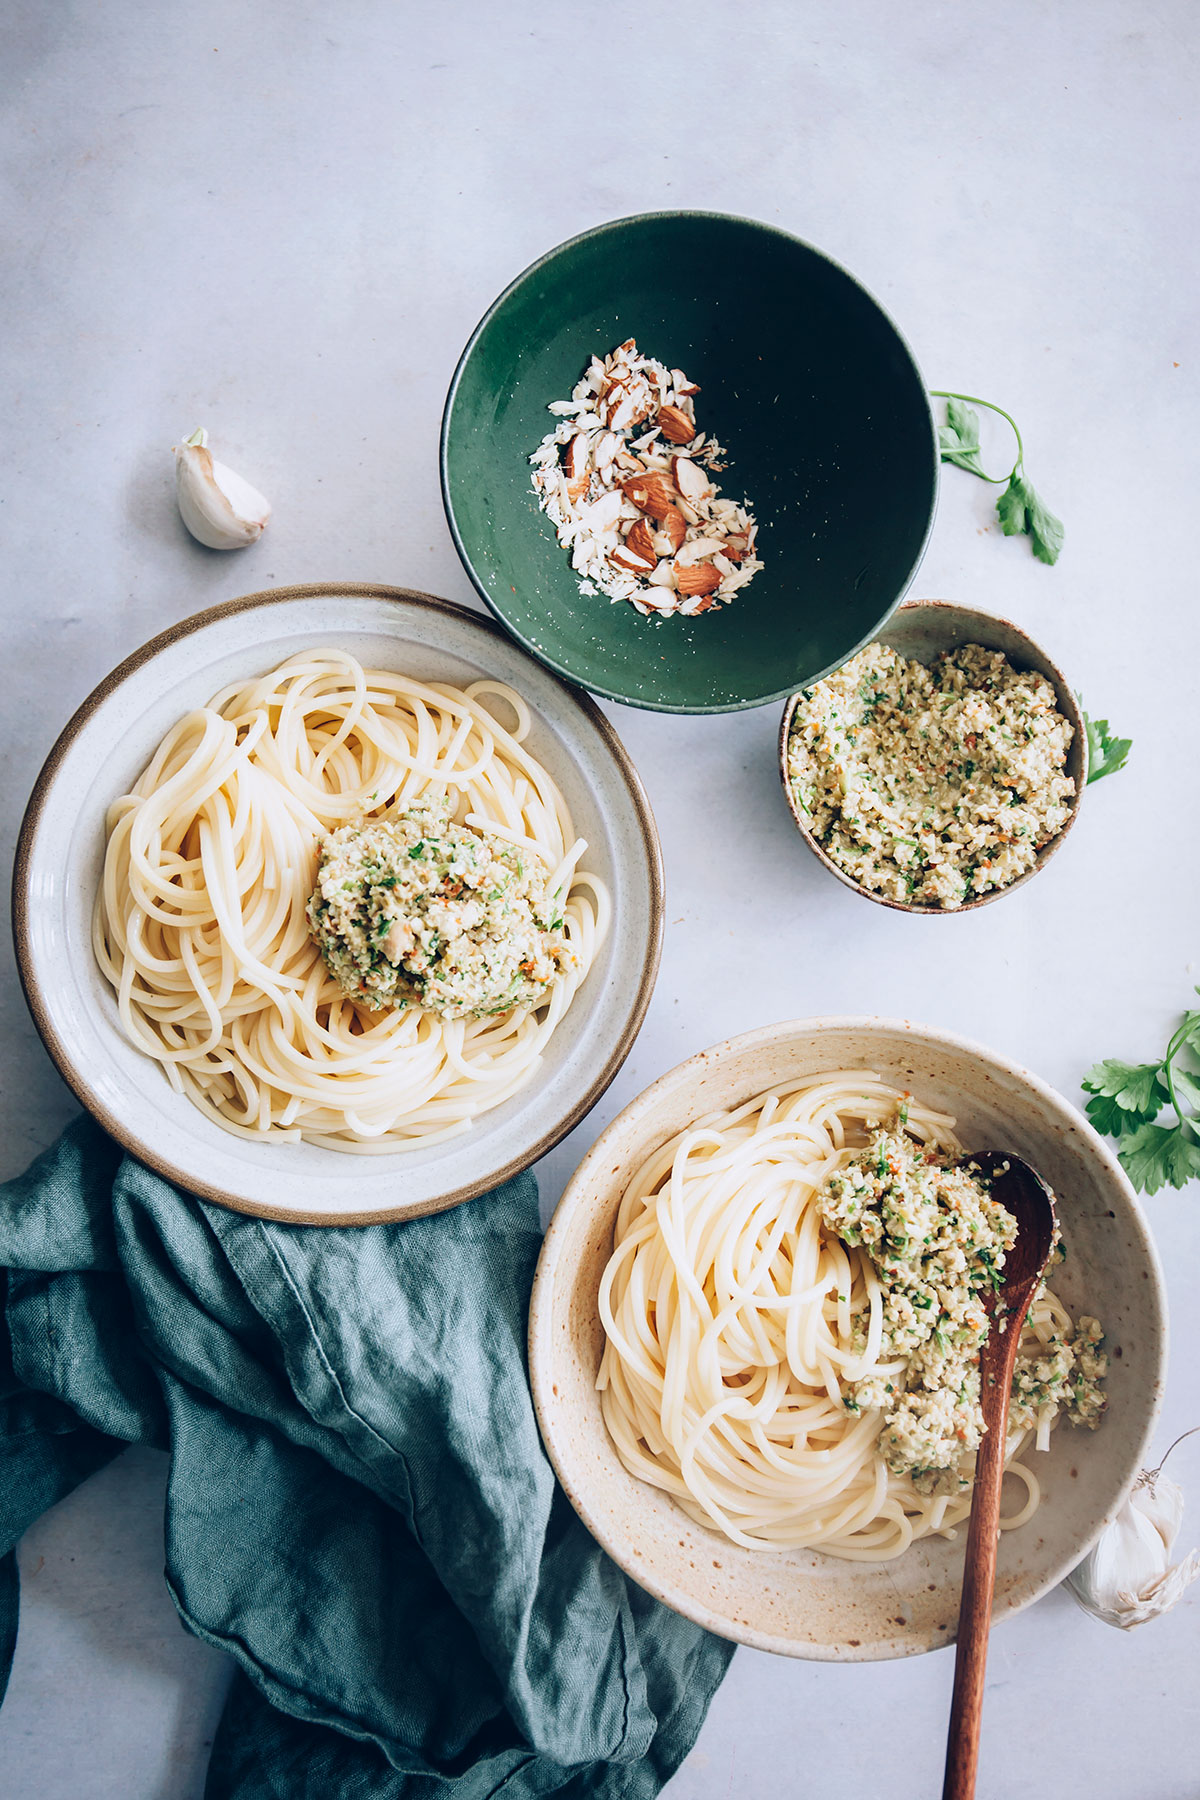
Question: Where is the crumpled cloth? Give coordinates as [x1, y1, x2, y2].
[0, 1118, 732, 1797]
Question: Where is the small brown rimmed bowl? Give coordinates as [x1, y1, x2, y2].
[777, 599, 1087, 913]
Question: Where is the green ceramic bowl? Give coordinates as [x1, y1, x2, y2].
[441, 212, 938, 715]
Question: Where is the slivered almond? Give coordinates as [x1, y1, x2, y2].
[580, 489, 624, 533]
[562, 434, 589, 480]
[657, 403, 696, 444]
[593, 431, 619, 473]
[671, 369, 700, 396]
[672, 457, 710, 506]
[675, 535, 725, 566]
[672, 560, 721, 597]
[610, 543, 656, 573]
[620, 470, 679, 520]
[565, 476, 589, 503]
[660, 506, 687, 552]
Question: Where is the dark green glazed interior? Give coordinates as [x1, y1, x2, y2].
[441, 212, 938, 713]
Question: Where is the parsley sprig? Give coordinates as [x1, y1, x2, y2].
[1082, 712, 1132, 785]
[1082, 996, 1200, 1194]
[932, 392, 1064, 565]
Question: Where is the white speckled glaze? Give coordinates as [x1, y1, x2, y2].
[13, 586, 663, 1223]
[777, 599, 1088, 914]
[529, 1017, 1166, 1660]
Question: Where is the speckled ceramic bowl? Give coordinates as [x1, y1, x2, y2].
[13, 585, 663, 1225]
[529, 1017, 1165, 1660]
[777, 599, 1087, 912]
[441, 211, 938, 714]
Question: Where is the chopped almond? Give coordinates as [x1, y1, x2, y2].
[606, 389, 640, 433]
[530, 339, 760, 618]
[620, 470, 680, 520]
[562, 434, 588, 480]
[657, 404, 696, 445]
[611, 543, 657, 573]
[673, 560, 721, 597]
[625, 518, 657, 565]
[674, 535, 724, 565]
[672, 457, 710, 506]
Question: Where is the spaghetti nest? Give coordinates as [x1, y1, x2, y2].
[93, 650, 609, 1151]
[597, 1071, 1106, 1562]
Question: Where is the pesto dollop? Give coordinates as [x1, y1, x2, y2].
[306, 799, 569, 1020]
[819, 1126, 1106, 1495]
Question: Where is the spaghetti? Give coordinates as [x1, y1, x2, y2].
[597, 1070, 1105, 1562]
[93, 649, 610, 1151]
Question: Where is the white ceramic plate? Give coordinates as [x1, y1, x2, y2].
[14, 585, 663, 1223]
[529, 1017, 1167, 1659]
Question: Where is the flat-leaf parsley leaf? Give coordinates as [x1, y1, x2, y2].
[937, 396, 988, 476]
[931, 390, 1063, 564]
[1082, 1059, 1166, 1136]
[996, 469, 1064, 564]
[1117, 1123, 1200, 1197]
[1082, 712, 1132, 784]
[1083, 997, 1200, 1192]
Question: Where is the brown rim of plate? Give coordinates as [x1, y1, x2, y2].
[776, 598, 1087, 915]
[11, 582, 665, 1226]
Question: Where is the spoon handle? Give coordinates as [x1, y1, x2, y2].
[941, 1389, 1011, 1800]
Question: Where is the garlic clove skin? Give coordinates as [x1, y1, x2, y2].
[174, 427, 271, 550]
[1066, 1467, 1200, 1629]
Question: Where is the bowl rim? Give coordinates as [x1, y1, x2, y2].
[529, 1013, 1167, 1659]
[440, 208, 940, 716]
[11, 582, 665, 1224]
[777, 597, 1088, 914]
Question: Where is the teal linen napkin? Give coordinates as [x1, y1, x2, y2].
[0, 1119, 733, 1797]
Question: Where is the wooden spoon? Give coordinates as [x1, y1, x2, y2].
[942, 1153, 1058, 1800]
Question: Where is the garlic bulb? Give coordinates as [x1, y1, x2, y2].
[174, 427, 271, 549]
[1066, 1430, 1200, 1629]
